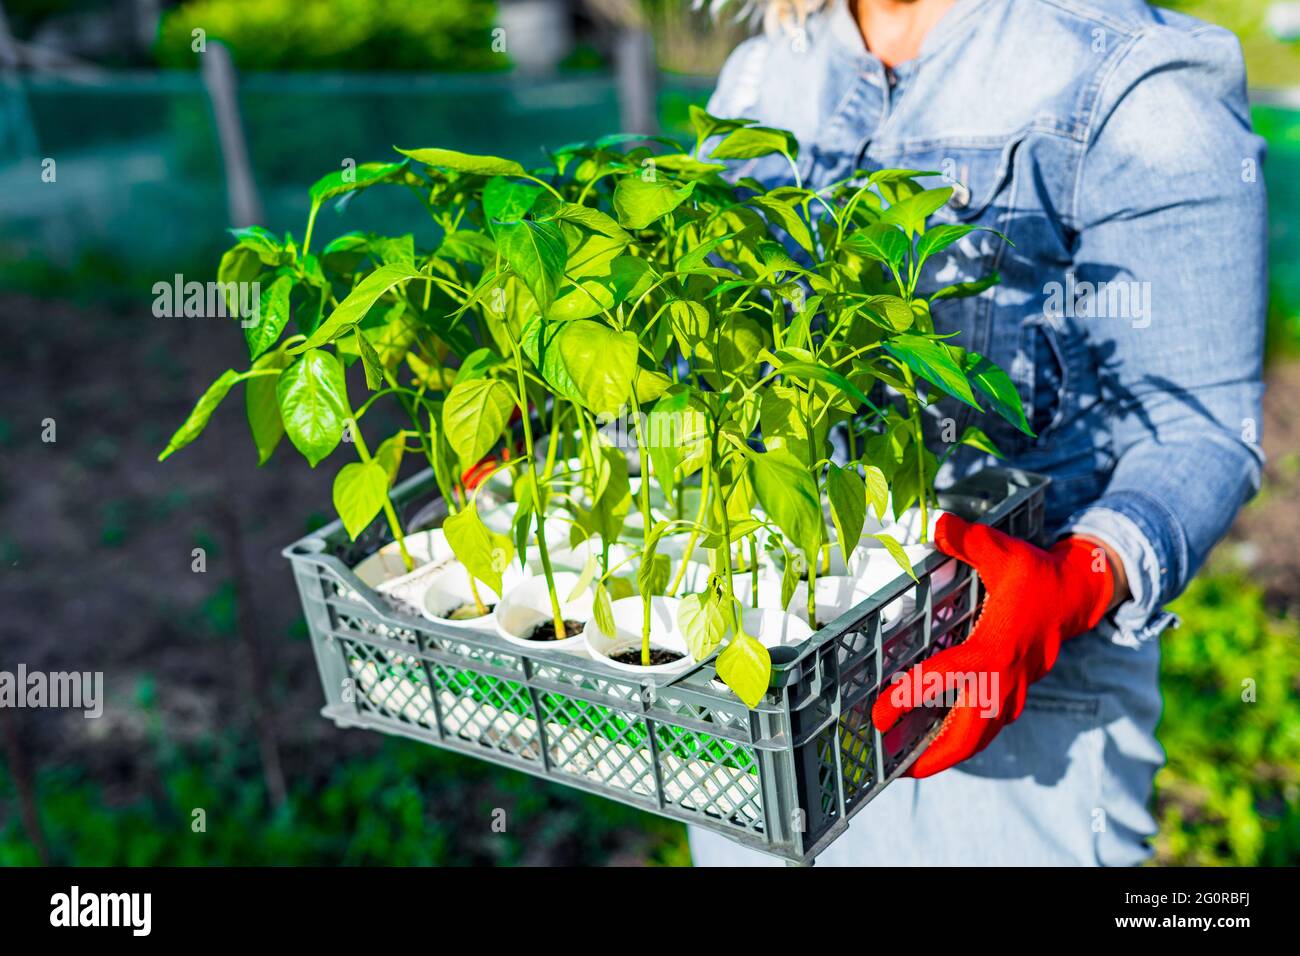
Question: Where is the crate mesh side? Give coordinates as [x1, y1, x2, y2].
[333, 620, 768, 834]
[341, 638, 436, 730]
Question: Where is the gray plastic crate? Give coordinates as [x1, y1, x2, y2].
[284, 466, 1048, 864]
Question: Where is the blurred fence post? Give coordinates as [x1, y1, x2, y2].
[0, 708, 49, 865]
[584, 0, 659, 136]
[614, 26, 658, 135]
[198, 39, 286, 809]
[200, 40, 264, 227]
[0, 0, 39, 160]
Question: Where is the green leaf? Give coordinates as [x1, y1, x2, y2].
[354, 327, 384, 391]
[247, 350, 289, 466]
[442, 378, 514, 472]
[749, 448, 822, 562]
[567, 551, 599, 602]
[842, 222, 909, 270]
[709, 126, 798, 161]
[826, 465, 867, 566]
[700, 316, 766, 390]
[883, 333, 981, 409]
[437, 230, 497, 265]
[757, 240, 806, 277]
[369, 235, 415, 267]
[863, 464, 889, 522]
[483, 176, 543, 223]
[930, 272, 1001, 302]
[454, 348, 502, 384]
[880, 187, 953, 237]
[667, 298, 711, 346]
[395, 146, 524, 177]
[320, 232, 372, 273]
[333, 461, 389, 540]
[868, 533, 917, 582]
[217, 247, 263, 313]
[309, 159, 408, 206]
[957, 424, 1004, 458]
[888, 440, 937, 521]
[537, 198, 631, 241]
[443, 507, 515, 595]
[158, 369, 243, 461]
[678, 592, 730, 661]
[612, 177, 695, 230]
[589, 444, 632, 543]
[494, 219, 567, 314]
[860, 295, 914, 332]
[647, 388, 708, 494]
[749, 195, 813, 253]
[593, 582, 615, 637]
[549, 254, 653, 321]
[962, 351, 1033, 436]
[778, 361, 871, 405]
[243, 274, 293, 360]
[757, 385, 813, 463]
[226, 225, 287, 265]
[914, 223, 979, 261]
[649, 154, 728, 178]
[780, 558, 799, 611]
[553, 320, 638, 414]
[276, 349, 349, 468]
[374, 433, 405, 485]
[637, 552, 672, 598]
[716, 633, 772, 708]
[295, 264, 422, 352]
[688, 105, 756, 143]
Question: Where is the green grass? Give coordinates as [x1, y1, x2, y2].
[1153, 571, 1300, 865]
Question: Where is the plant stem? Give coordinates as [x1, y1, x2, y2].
[712, 434, 738, 636]
[801, 402, 820, 630]
[348, 415, 414, 572]
[902, 368, 929, 545]
[631, 397, 656, 666]
[512, 353, 566, 636]
[303, 201, 320, 257]
[667, 458, 711, 596]
[542, 398, 563, 479]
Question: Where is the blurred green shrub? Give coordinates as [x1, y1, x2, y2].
[1154, 572, 1300, 865]
[155, 0, 504, 72]
[0, 735, 688, 866]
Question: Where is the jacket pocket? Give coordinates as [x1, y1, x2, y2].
[875, 132, 1024, 225]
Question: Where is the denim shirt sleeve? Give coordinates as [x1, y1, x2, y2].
[1059, 25, 1267, 641]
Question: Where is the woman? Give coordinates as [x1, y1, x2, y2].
[689, 0, 1267, 866]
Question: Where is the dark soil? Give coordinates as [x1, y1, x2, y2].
[527, 618, 583, 641]
[611, 647, 686, 666]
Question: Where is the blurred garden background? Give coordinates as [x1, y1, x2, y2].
[0, 0, 1297, 866]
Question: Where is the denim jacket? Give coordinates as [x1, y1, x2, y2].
[707, 0, 1268, 643]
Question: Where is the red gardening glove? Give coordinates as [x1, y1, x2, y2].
[871, 512, 1114, 778]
